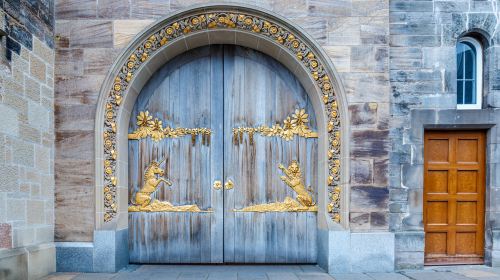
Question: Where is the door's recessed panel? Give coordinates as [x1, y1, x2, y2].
[456, 232, 476, 255]
[427, 201, 448, 225]
[427, 139, 450, 163]
[456, 202, 477, 224]
[457, 139, 478, 163]
[427, 171, 449, 193]
[457, 170, 478, 193]
[426, 232, 447, 254]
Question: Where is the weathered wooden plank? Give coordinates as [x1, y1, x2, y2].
[128, 46, 224, 263]
[129, 45, 317, 263]
[223, 45, 317, 263]
[209, 45, 224, 263]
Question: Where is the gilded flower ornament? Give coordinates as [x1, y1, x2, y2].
[233, 108, 318, 143]
[128, 111, 212, 142]
[283, 117, 293, 130]
[150, 118, 164, 141]
[150, 118, 163, 131]
[137, 111, 152, 127]
[291, 109, 308, 127]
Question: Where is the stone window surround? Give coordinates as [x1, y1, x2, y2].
[397, 108, 500, 267]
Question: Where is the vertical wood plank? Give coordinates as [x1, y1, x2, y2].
[128, 46, 224, 263]
[223, 45, 317, 263]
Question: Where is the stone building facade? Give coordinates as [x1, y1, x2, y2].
[0, 0, 499, 278]
[388, 0, 500, 269]
[0, 0, 56, 279]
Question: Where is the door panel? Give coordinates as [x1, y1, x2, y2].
[128, 46, 224, 263]
[424, 130, 485, 265]
[223, 46, 318, 263]
[128, 45, 317, 264]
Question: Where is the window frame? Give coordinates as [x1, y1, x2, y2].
[456, 37, 483, 110]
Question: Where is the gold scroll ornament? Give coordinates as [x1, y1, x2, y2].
[128, 159, 207, 212]
[232, 108, 318, 143]
[234, 160, 317, 212]
[128, 111, 212, 143]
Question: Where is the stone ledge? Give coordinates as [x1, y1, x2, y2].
[0, 242, 55, 280]
[56, 242, 93, 273]
[56, 229, 128, 273]
[318, 230, 395, 273]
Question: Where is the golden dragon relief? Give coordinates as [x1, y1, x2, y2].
[128, 111, 212, 143]
[128, 159, 209, 213]
[234, 160, 317, 212]
[232, 109, 318, 144]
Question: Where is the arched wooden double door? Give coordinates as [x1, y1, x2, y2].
[128, 45, 318, 263]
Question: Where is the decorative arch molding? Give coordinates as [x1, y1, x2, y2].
[95, 3, 350, 230]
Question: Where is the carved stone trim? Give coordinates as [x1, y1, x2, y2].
[101, 7, 342, 223]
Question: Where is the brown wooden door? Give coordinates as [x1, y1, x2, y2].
[424, 130, 485, 265]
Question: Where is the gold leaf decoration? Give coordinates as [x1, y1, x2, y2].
[128, 159, 210, 213]
[128, 111, 212, 142]
[232, 108, 318, 144]
[102, 9, 341, 223]
[234, 160, 317, 212]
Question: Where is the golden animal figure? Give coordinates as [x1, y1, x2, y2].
[279, 160, 315, 207]
[128, 159, 205, 212]
[234, 160, 317, 212]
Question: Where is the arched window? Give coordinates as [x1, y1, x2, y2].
[456, 37, 483, 109]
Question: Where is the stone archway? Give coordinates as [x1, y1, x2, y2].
[93, 3, 350, 271]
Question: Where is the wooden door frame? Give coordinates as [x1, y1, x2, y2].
[423, 130, 486, 265]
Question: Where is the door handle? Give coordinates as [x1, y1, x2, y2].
[213, 180, 222, 190]
[224, 179, 234, 190]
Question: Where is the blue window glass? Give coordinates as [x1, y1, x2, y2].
[456, 41, 477, 105]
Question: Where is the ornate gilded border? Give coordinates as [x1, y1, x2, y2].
[102, 10, 341, 223]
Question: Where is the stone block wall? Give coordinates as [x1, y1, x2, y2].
[54, 0, 391, 242]
[388, 0, 500, 269]
[0, 1, 56, 279]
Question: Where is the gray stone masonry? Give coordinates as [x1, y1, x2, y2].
[389, 0, 500, 269]
[44, 0, 500, 273]
[0, 2, 56, 279]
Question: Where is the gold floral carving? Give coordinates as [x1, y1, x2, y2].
[103, 9, 341, 223]
[128, 159, 208, 213]
[234, 160, 317, 212]
[128, 111, 212, 143]
[232, 109, 318, 144]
